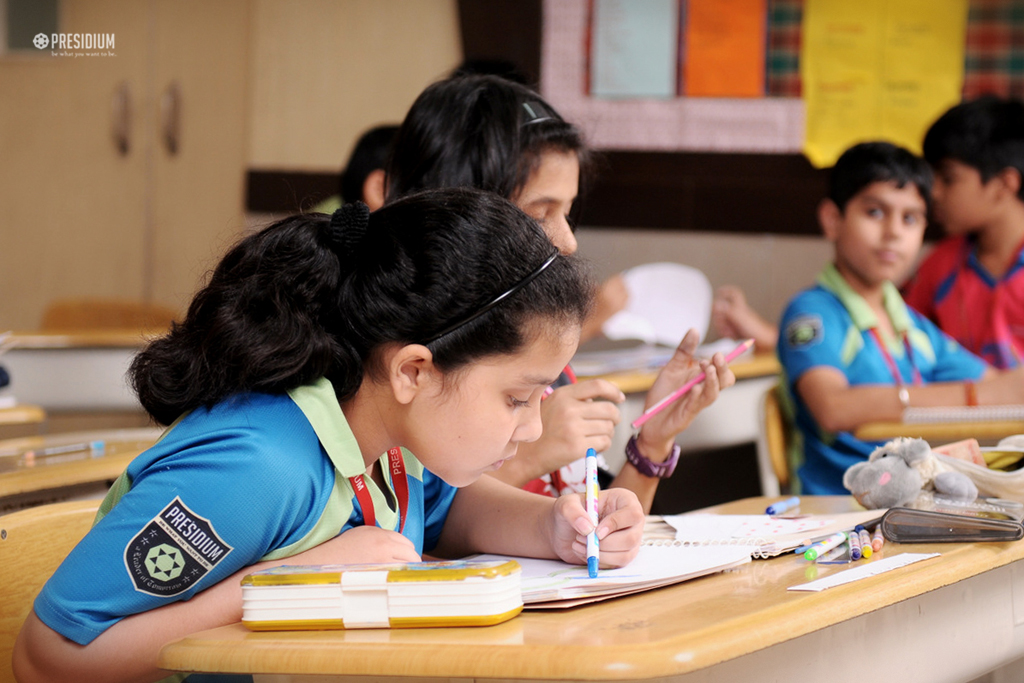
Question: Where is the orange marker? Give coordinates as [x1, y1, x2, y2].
[871, 525, 885, 553]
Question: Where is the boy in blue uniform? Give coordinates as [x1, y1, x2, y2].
[778, 142, 1024, 494]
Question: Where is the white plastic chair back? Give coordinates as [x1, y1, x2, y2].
[602, 263, 713, 347]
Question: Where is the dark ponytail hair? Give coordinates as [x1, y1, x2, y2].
[386, 75, 592, 203]
[130, 188, 593, 425]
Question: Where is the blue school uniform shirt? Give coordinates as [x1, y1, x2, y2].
[777, 264, 987, 495]
[33, 377, 457, 646]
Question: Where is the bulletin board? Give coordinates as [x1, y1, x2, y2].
[541, 0, 1024, 164]
[541, 0, 804, 154]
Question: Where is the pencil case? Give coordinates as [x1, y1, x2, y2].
[880, 507, 1024, 544]
[241, 559, 523, 630]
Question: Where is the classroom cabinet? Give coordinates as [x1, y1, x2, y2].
[0, 0, 249, 330]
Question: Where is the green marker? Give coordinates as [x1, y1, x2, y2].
[804, 532, 847, 561]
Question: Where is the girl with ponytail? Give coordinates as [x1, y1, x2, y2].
[15, 188, 644, 683]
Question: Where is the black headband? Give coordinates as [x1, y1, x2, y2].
[423, 250, 560, 345]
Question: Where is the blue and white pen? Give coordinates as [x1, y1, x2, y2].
[765, 496, 799, 516]
[585, 447, 600, 578]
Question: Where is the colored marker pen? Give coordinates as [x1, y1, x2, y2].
[872, 525, 885, 552]
[765, 496, 800, 516]
[847, 527, 862, 561]
[585, 448, 600, 578]
[858, 527, 873, 558]
[804, 532, 847, 562]
[20, 440, 106, 467]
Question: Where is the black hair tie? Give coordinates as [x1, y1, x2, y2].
[328, 202, 370, 267]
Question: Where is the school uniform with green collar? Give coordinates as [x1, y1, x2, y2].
[32, 377, 457, 647]
[777, 264, 987, 494]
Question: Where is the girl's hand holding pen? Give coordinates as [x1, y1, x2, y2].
[550, 488, 644, 569]
[634, 329, 737, 456]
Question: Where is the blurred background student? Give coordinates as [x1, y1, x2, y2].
[386, 74, 735, 513]
[313, 124, 400, 214]
[904, 95, 1024, 369]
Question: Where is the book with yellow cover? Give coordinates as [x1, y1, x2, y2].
[241, 559, 522, 631]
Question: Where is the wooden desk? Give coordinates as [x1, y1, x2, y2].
[0, 404, 45, 426]
[0, 428, 161, 510]
[160, 495, 1024, 683]
[855, 419, 1024, 444]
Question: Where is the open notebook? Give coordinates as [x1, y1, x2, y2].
[473, 543, 751, 609]
[646, 510, 885, 559]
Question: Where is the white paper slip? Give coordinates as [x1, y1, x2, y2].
[787, 553, 940, 592]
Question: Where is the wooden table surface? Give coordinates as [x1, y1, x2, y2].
[0, 428, 161, 500]
[159, 495, 1024, 681]
[855, 418, 1024, 443]
[0, 405, 46, 426]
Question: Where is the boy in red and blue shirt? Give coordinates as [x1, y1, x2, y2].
[904, 96, 1024, 369]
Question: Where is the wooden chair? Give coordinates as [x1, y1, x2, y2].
[0, 499, 99, 681]
[40, 298, 177, 332]
[756, 384, 792, 496]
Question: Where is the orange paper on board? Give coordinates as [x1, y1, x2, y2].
[683, 0, 766, 97]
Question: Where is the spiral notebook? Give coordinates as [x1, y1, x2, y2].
[902, 404, 1024, 423]
[645, 510, 885, 559]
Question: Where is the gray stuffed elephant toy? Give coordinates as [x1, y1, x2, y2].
[843, 437, 978, 509]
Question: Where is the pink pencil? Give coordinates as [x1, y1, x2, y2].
[631, 338, 754, 429]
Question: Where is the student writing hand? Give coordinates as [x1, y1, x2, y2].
[300, 525, 421, 564]
[636, 329, 736, 457]
[551, 487, 644, 569]
[495, 379, 624, 486]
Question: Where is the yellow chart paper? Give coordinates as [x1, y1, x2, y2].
[802, 0, 969, 168]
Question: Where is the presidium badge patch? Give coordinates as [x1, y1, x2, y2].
[124, 497, 233, 597]
[785, 315, 823, 348]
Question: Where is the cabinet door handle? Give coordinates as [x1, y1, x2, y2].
[111, 81, 131, 156]
[161, 81, 181, 156]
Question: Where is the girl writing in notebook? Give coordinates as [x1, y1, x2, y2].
[386, 75, 736, 512]
[14, 190, 645, 683]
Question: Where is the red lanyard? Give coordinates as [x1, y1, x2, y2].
[349, 447, 410, 533]
[869, 328, 922, 387]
